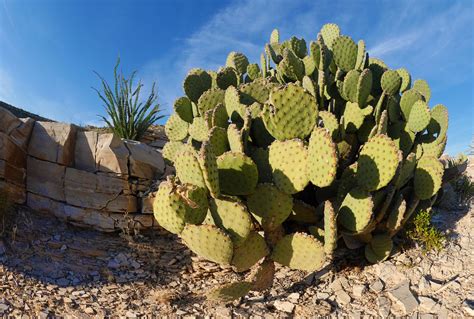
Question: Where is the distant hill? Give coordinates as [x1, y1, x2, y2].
[0, 100, 53, 122]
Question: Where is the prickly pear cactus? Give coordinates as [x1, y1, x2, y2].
[155, 23, 449, 301]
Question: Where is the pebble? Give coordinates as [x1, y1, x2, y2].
[387, 282, 419, 314]
[352, 284, 366, 298]
[287, 293, 300, 302]
[370, 279, 384, 293]
[377, 296, 391, 318]
[418, 296, 438, 313]
[334, 289, 351, 305]
[84, 307, 95, 314]
[274, 300, 295, 313]
[0, 303, 9, 312]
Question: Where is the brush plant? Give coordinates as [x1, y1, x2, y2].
[154, 23, 449, 301]
[94, 58, 164, 140]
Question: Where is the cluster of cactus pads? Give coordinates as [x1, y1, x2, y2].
[155, 23, 448, 301]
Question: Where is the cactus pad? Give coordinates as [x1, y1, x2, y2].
[165, 114, 189, 141]
[365, 234, 392, 264]
[319, 111, 340, 141]
[197, 88, 225, 115]
[414, 155, 443, 200]
[209, 197, 252, 246]
[320, 23, 340, 48]
[232, 232, 269, 272]
[207, 281, 252, 302]
[271, 233, 325, 271]
[227, 124, 244, 153]
[217, 152, 258, 195]
[174, 150, 206, 188]
[324, 201, 337, 256]
[181, 224, 233, 264]
[247, 183, 293, 229]
[264, 84, 318, 141]
[208, 126, 229, 156]
[188, 117, 209, 142]
[307, 127, 338, 187]
[332, 36, 357, 72]
[183, 68, 212, 103]
[406, 100, 430, 133]
[198, 141, 220, 198]
[174, 96, 194, 123]
[288, 200, 321, 224]
[427, 104, 448, 141]
[343, 101, 365, 133]
[396, 68, 411, 93]
[400, 89, 424, 121]
[216, 67, 239, 90]
[251, 259, 275, 292]
[338, 187, 374, 233]
[356, 134, 399, 191]
[269, 139, 309, 194]
[250, 147, 273, 183]
[161, 141, 184, 164]
[381, 70, 402, 95]
[413, 79, 431, 103]
[153, 179, 187, 234]
[386, 194, 406, 234]
[226, 52, 249, 75]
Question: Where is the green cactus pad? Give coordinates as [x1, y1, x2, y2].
[165, 114, 189, 141]
[343, 69, 360, 103]
[303, 55, 316, 76]
[208, 126, 229, 156]
[271, 233, 325, 272]
[153, 179, 187, 234]
[269, 139, 309, 194]
[270, 28, 280, 44]
[161, 141, 184, 164]
[247, 63, 261, 80]
[427, 104, 448, 141]
[183, 68, 212, 103]
[288, 200, 321, 224]
[343, 101, 365, 133]
[264, 83, 318, 141]
[181, 224, 233, 264]
[226, 52, 249, 75]
[232, 232, 269, 272]
[355, 40, 366, 70]
[396, 68, 411, 93]
[247, 183, 293, 230]
[217, 151, 258, 195]
[174, 96, 194, 123]
[224, 86, 246, 119]
[356, 134, 399, 191]
[319, 111, 340, 141]
[197, 87, 225, 115]
[308, 226, 325, 242]
[386, 194, 406, 234]
[368, 58, 388, 94]
[198, 141, 220, 198]
[400, 89, 424, 121]
[414, 155, 443, 200]
[387, 122, 415, 157]
[227, 124, 244, 153]
[205, 103, 229, 129]
[413, 79, 431, 103]
[381, 70, 402, 95]
[324, 201, 337, 256]
[396, 153, 417, 189]
[320, 23, 340, 48]
[207, 281, 252, 302]
[250, 147, 273, 183]
[209, 197, 252, 246]
[302, 76, 317, 97]
[307, 127, 338, 187]
[406, 100, 430, 133]
[278, 48, 304, 81]
[182, 184, 209, 225]
[332, 36, 357, 72]
[239, 79, 271, 104]
[365, 234, 392, 264]
[216, 67, 239, 90]
[174, 150, 206, 188]
[338, 187, 374, 233]
[188, 117, 209, 142]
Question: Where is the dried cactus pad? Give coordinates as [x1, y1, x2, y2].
[165, 114, 189, 141]
[209, 198, 252, 246]
[271, 233, 325, 271]
[265, 83, 318, 141]
[307, 127, 338, 187]
[217, 151, 258, 195]
[247, 183, 293, 229]
[207, 281, 252, 302]
[414, 155, 443, 200]
[181, 224, 233, 264]
[251, 259, 276, 292]
[365, 234, 393, 264]
[356, 134, 399, 191]
[232, 232, 269, 272]
[269, 139, 309, 194]
[338, 187, 373, 233]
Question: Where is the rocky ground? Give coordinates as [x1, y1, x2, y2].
[0, 165, 473, 318]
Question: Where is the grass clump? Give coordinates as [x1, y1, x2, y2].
[405, 209, 445, 253]
[93, 58, 165, 141]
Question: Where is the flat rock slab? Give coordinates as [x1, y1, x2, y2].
[387, 281, 419, 314]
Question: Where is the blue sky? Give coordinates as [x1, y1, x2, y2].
[0, 0, 472, 154]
